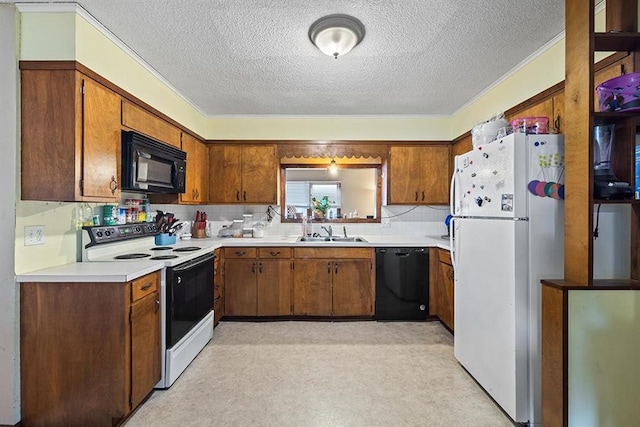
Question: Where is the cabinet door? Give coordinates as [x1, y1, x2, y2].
[332, 259, 373, 316]
[130, 291, 161, 410]
[82, 77, 122, 200]
[388, 146, 422, 204]
[213, 249, 224, 326]
[438, 260, 455, 330]
[419, 145, 450, 204]
[121, 101, 181, 148]
[180, 133, 198, 203]
[257, 259, 292, 316]
[196, 139, 210, 202]
[292, 260, 332, 316]
[209, 145, 243, 203]
[224, 259, 257, 316]
[241, 145, 278, 203]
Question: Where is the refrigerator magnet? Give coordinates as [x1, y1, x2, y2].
[501, 194, 514, 211]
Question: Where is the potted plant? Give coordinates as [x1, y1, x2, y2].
[311, 195, 333, 218]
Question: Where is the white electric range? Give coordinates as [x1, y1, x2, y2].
[82, 223, 215, 388]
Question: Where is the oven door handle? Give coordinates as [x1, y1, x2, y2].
[171, 252, 215, 272]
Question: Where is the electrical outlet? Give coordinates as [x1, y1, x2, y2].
[381, 218, 391, 228]
[25, 225, 45, 246]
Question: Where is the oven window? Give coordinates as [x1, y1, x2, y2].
[136, 152, 173, 186]
[166, 254, 214, 348]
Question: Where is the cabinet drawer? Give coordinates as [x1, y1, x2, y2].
[258, 247, 292, 259]
[294, 247, 373, 259]
[224, 247, 257, 258]
[438, 249, 452, 265]
[131, 272, 159, 302]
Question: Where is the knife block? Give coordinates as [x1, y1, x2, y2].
[192, 222, 207, 238]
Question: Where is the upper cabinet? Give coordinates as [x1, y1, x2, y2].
[180, 133, 209, 204]
[388, 145, 450, 205]
[121, 100, 182, 148]
[21, 67, 121, 202]
[209, 144, 278, 204]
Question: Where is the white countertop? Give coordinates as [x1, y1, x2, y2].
[190, 234, 452, 251]
[17, 234, 451, 282]
[16, 261, 164, 283]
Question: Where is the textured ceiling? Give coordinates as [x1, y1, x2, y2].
[7, 0, 565, 116]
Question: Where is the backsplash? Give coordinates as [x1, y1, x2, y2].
[152, 204, 450, 238]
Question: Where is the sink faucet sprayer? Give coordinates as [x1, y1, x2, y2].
[343, 226, 348, 238]
[321, 226, 333, 237]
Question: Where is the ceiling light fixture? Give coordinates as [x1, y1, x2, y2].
[328, 159, 339, 175]
[309, 14, 365, 59]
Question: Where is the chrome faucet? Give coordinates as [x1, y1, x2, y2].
[321, 225, 333, 237]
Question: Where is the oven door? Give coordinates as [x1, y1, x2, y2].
[166, 252, 214, 349]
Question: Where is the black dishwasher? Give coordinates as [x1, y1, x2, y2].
[375, 248, 429, 320]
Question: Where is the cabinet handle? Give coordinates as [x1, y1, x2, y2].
[258, 262, 263, 273]
[335, 262, 338, 274]
[109, 176, 118, 195]
[140, 282, 153, 291]
[269, 251, 280, 257]
[327, 262, 331, 274]
[415, 191, 419, 201]
[252, 262, 255, 273]
[155, 299, 160, 313]
[422, 191, 425, 202]
[554, 115, 561, 133]
[236, 191, 240, 201]
[243, 191, 247, 201]
[236, 251, 245, 256]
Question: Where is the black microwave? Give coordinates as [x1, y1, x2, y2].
[121, 131, 186, 194]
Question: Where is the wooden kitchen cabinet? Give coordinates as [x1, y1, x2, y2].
[209, 144, 278, 204]
[388, 145, 450, 205]
[20, 271, 161, 427]
[20, 67, 121, 202]
[293, 247, 374, 316]
[181, 133, 209, 203]
[121, 100, 182, 148]
[428, 248, 454, 330]
[213, 248, 224, 326]
[437, 249, 455, 330]
[223, 247, 292, 316]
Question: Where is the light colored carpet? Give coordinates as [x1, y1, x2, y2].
[125, 321, 512, 427]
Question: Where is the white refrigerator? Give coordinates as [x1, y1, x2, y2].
[450, 132, 564, 425]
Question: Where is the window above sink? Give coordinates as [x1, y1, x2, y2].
[280, 159, 382, 223]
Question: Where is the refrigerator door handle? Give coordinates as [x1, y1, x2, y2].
[450, 217, 458, 275]
[450, 161, 457, 216]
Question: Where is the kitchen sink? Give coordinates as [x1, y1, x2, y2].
[297, 236, 331, 242]
[296, 236, 368, 243]
[329, 237, 367, 242]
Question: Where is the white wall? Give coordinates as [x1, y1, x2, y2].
[0, 5, 20, 425]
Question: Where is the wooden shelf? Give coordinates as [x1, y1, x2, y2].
[594, 32, 640, 51]
[593, 111, 640, 124]
[542, 278, 640, 290]
[593, 198, 640, 204]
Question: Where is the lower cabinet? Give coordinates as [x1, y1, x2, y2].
[20, 271, 161, 427]
[222, 246, 374, 318]
[223, 247, 292, 316]
[213, 248, 224, 326]
[429, 248, 455, 330]
[293, 248, 374, 317]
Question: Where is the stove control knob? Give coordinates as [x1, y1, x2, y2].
[105, 230, 111, 237]
[134, 226, 141, 233]
[96, 231, 103, 238]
